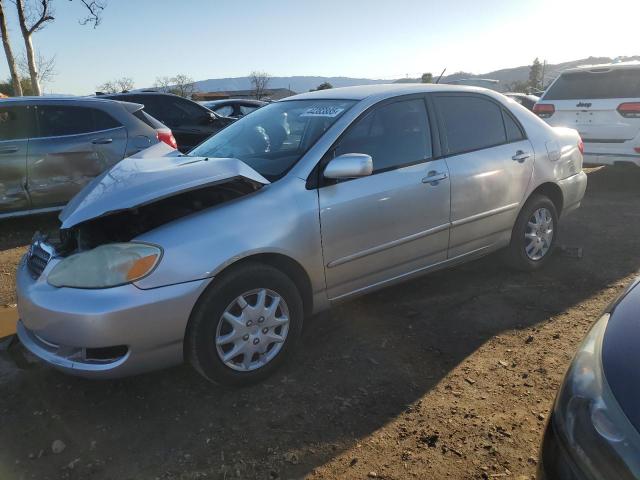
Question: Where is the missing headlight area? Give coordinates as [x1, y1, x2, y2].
[55, 177, 263, 255]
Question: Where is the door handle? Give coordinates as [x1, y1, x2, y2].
[91, 138, 113, 145]
[422, 171, 448, 185]
[0, 146, 19, 154]
[512, 150, 530, 163]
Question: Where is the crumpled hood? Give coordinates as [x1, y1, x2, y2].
[59, 142, 269, 229]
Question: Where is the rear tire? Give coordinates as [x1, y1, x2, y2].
[506, 194, 558, 271]
[186, 263, 303, 386]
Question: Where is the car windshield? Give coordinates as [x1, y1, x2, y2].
[544, 68, 640, 100]
[190, 99, 356, 180]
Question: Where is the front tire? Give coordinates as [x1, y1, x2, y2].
[506, 194, 558, 271]
[186, 263, 303, 386]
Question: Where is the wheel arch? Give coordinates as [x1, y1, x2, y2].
[527, 182, 564, 215]
[183, 252, 314, 363]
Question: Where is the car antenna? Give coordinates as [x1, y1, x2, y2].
[435, 68, 447, 84]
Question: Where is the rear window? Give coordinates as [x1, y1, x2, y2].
[544, 69, 640, 100]
[133, 109, 164, 129]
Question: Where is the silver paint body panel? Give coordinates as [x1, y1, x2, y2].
[16, 84, 588, 378]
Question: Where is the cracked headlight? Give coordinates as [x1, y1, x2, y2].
[47, 243, 162, 289]
[553, 313, 640, 478]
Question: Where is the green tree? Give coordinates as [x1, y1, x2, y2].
[315, 81, 333, 90]
[528, 58, 543, 92]
[421, 73, 433, 83]
[0, 76, 34, 96]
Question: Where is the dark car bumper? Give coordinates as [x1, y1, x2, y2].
[538, 415, 590, 480]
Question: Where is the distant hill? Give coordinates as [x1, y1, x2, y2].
[193, 76, 389, 94]
[396, 56, 640, 91]
[189, 56, 640, 95]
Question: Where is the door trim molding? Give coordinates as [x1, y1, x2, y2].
[451, 202, 519, 228]
[326, 222, 450, 268]
[328, 244, 493, 302]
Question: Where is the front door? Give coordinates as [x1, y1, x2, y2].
[318, 97, 451, 300]
[0, 105, 33, 214]
[433, 94, 534, 257]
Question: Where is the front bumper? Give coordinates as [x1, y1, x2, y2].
[557, 171, 588, 217]
[16, 256, 210, 378]
[538, 414, 589, 480]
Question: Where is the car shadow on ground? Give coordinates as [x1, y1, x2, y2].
[0, 167, 639, 479]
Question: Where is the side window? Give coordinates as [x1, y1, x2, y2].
[35, 106, 95, 137]
[435, 95, 507, 155]
[164, 98, 206, 125]
[503, 110, 525, 142]
[93, 109, 121, 131]
[0, 106, 34, 141]
[335, 99, 432, 172]
[214, 105, 234, 117]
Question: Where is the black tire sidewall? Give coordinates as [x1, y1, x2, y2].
[187, 263, 303, 386]
[508, 195, 559, 271]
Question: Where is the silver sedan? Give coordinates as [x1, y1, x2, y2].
[16, 84, 587, 385]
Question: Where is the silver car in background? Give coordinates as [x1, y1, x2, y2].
[16, 84, 587, 385]
[0, 97, 174, 218]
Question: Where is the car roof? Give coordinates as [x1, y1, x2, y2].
[0, 95, 121, 105]
[284, 83, 501, 102]
[563, 60, 640, 74]
[204, 99, 265, 106]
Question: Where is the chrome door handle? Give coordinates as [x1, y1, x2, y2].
[0, 146, 19, 154]
[422, 171, 448, 185]
[512, 150, 530, 163]
[91, 138, 113, 145]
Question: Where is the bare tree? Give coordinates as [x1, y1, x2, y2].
[0, 0, 21, 96]
[170, 74, 195, 98]
[153, 76, 172, 93]
[15, 0, 54, 96]
[97, 76, 133, 93]
[18, 51, 55, 90]
[249, 70, 270, 100]
[75, 0, 106, 28]
[12, 0, 107, 96]
[153, 74, 196, 98]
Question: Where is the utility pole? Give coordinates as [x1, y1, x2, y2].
[541, 60, 547, 91]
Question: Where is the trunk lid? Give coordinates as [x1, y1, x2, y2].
[59, 142, 269, 229]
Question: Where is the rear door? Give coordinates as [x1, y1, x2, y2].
[541, 68, 640, 142]
[0, 105, 33, 214]
[28, 104, 127, 208]
[433, 93, 534, 257]
[319, 97, 451, 300]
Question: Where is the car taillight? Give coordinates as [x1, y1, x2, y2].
[617, 102, 640, 118]
[578, 138, 584, 155]
[533, 103, 555, 118]
[157, 129, 177, 149]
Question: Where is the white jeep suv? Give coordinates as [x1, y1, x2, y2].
[534, 61, 640, 167]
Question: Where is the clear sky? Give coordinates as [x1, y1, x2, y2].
[0, 0, 638, 95]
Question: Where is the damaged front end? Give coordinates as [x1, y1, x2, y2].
[33, 145, 270, 262]
[57, 176, 263, 254]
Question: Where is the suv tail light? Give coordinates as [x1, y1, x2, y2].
[617, 102, 640, 118]
[578, 138, 584, 155]
[157, 128, 177, 149]
[533, 103, 555, 118]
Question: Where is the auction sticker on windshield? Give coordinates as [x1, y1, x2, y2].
[301, 105, 345, 117]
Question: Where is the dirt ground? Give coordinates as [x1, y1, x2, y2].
[0, 166, 639, 480]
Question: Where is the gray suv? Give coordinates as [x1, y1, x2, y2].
[0, 97, 167, 218]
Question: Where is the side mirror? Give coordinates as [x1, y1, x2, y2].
[324, 153, 373, 180]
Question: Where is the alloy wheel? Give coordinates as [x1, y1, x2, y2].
[525, 207, 554, 261]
